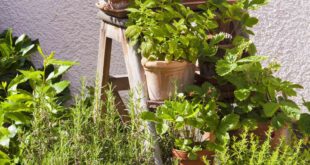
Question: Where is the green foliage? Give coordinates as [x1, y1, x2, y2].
[215, 128, 310, 165]
[0, 46, 75, 163]
[21, 82, 153, 164]
[214, 36, 304, 129]
[126, 0, 219, 63]
[0, 29, 37, 101]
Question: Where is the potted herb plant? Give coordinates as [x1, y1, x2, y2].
[141, 84, 242, 164]
[141, 95, 216, 164]
[215, 43, 304, 147]
[126, 0, 214, 100]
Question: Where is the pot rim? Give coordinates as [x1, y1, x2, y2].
[142, 60, 193, 69]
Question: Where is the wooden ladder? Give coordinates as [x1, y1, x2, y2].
[96, 11, 163, 165]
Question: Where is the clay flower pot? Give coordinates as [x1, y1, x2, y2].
[172, 149, 214, 165]
[252, 122, 288, 148]
[230, 122, 288, 148]
[108, 0, 130, 10]
[142, 60, 195, 101]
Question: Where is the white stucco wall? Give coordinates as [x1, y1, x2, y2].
[1, 0, 309, 103]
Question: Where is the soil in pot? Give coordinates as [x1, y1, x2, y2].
[172, 149, 214, 165]
[142, 60, 195, 101]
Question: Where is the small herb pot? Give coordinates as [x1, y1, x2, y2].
[172, 149, 214, 165]
[142, 60, 195, 101]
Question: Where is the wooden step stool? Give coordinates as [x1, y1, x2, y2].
[96, 11, 163, 165]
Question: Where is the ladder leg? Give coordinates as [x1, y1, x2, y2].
[97, 21, 112, 100]
[119, 28, 164, 165]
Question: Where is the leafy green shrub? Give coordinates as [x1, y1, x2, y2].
[0, 28, 37, 101]
[0, 47, 75, 163]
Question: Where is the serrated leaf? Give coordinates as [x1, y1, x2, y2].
[262, 102, 279, 117]
[52, 81, 70, 94]
[237, 55, 267, 63]
[125, 25, 142, 39]
[234, 88, 251, 101]
[216, 60, 237, 76]
[280, 100, 300, 120]
[46, 65, 71, 81]
[210, 33, 225, 45]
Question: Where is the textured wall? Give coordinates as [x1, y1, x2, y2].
[251, 0, 310, 106]
[0, 0, 126, 94]
[0, 0, 309, 103]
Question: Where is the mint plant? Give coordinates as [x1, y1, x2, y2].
[215, 38, 304, 130]
[126, 0, 219, 63]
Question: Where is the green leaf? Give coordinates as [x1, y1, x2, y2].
[303, 99, 310, 112]
[271, 113, 288, 129]
[279, 101, 300, 120]
[297, 113, 310, 135]
[46, 59, 77, 66]
[141, 111, 158, 122]
[52, 81, 70, 94]
[216, 60, 237, 76]
[0, 39, 11, 57]
[244, 16, 259, 27]
[125, 25, 142, 39]
[156, 123, 169, 135]
[219, 113, 240, 132]
[18, 70, 43, 81]
[262, 102, 280, 117]
[237, 55, 267, 63]
[234, 89, 251, 101]
[46, 65, 71, 81]
[210, 33, 225, 45]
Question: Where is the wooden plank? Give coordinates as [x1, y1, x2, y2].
[113, 90, 130, 123]
[97, 22, 112, 98]
[109, 75, 130, 91]
[119, 28, 163, 165]
[106, 24, 123, 42]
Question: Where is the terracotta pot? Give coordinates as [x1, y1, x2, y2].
[230, 122, 288, 148]
[108, 0, 130, 10]
[142, 60, 195, 101]
[172, 149, 214, 165]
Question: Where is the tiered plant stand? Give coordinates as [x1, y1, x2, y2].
[96, 11, 163, 165]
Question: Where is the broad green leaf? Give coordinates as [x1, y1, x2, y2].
[280, 101, 300, 120]
[244, 16, 259, 27]
[297, 113, 310, 135]
[237, 55, 267, 63]
[21, 44, 35, 56]
[141, 111, 158, 122]
[15, 34, 26, 45]
[240, 118, 257, 130]
[219, 113, 240, 132]
[125, 25, 142, 39]
[262, 102, 279, 117]
[271, 113, 288, 129]
[18, 70, 43, 81]
[210, 33, 225, 45]
[46, 65, 71, 81]
[52, 81, 70, 94]
[156, 123, 169, 135]
[5, 112, 31, 124]
[216, 60, 237, 76]
[234, 88, 251, 101]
